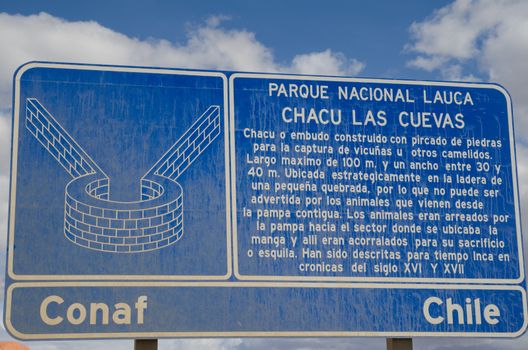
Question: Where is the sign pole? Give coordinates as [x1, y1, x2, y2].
[386, 338, 412, 350]
[134, 339, 158, 350]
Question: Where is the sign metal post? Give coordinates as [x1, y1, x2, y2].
[387, 338, 412, 350]
[134, 339, 157, 350]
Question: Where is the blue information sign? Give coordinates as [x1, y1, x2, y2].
[4, 63, 527, 339]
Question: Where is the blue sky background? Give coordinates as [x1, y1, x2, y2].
[0, 0, 449, 77]
[0, 0, 527, 349]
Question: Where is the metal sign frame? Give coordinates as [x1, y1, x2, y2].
[4, 62, 527, 340]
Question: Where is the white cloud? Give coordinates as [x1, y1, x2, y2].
[415, 337, 528, 350]
[0, 174, 8, 236]
[406, 0, 528, 65]
[407, 55, 448, 72]
[15, 339, 241, 350]
[291, 49, 365, 76]
[0, 112, 9, 291]
[406, 0, 528, 142]
[162, 339, 243, 350]
[407, 0, 501, 61]
[0, 111, 10, 174]
[12, 338, 380, 350]
[0, 12, 364, 108]
[234, 338, 381, 350]
[516, 143, 528, 261]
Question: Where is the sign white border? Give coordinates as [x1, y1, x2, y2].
[229, 72, 525, 284]
[5, 282, 527, 339]
[5, 64, 527, 340]
[7, 62, 233, 281]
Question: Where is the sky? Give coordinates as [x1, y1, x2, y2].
[0, 0, 527, 348]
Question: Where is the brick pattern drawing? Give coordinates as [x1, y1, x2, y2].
[26, 98, 104, 178]
[25, 98, 221, 253]
[145, 105, 221, 182]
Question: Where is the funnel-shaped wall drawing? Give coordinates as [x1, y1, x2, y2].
[25, 98, 221, 253]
